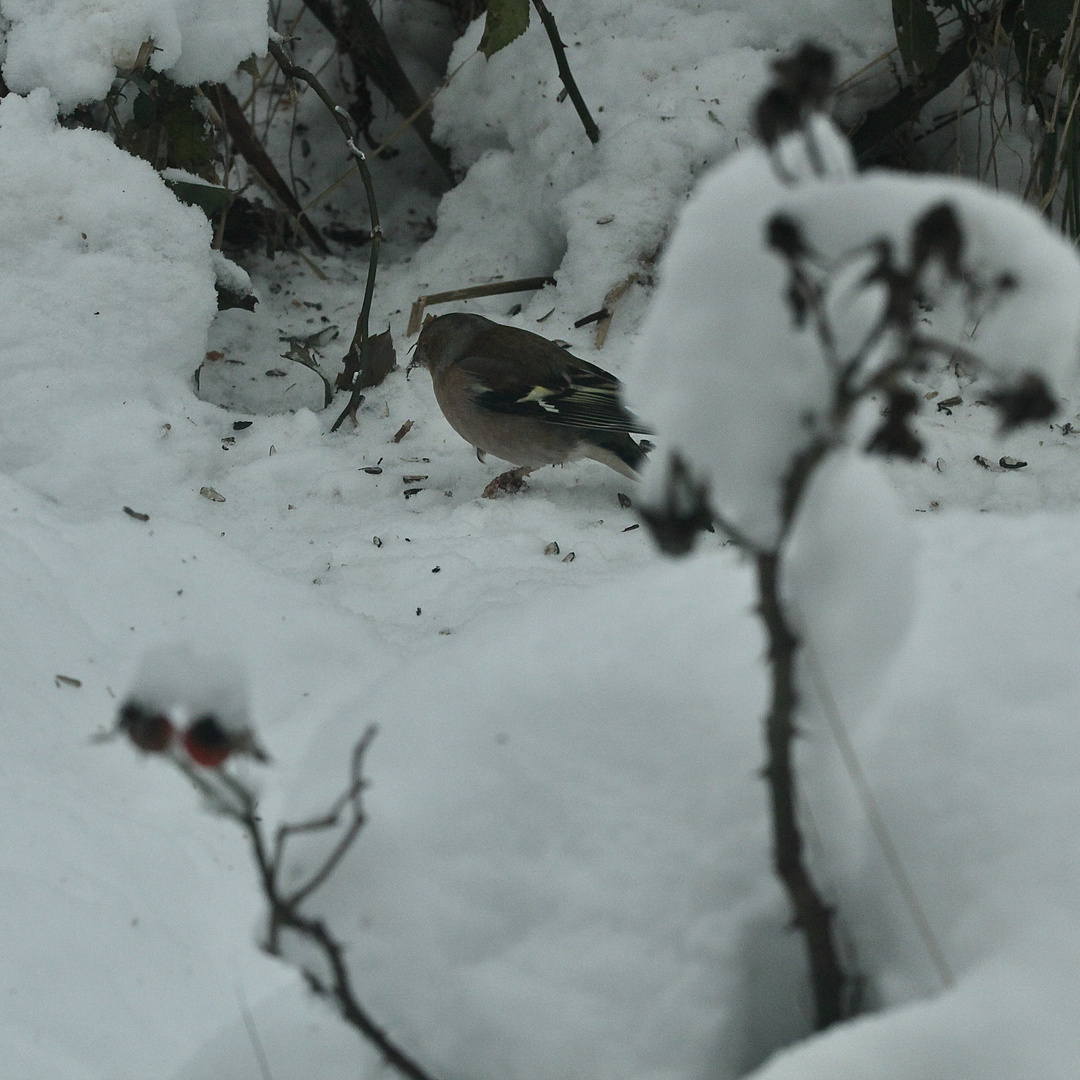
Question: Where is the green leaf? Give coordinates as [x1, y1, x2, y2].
[893, 0, 940, 76]
[479, 0, 530, 57]
[164, 179, 231, 219]
[1024, 0, 1074, 44]
[162, 97, 212, 168]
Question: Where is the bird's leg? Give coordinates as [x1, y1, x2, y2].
[483, 466, 533, 499]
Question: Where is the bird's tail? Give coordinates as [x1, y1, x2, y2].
[587, 433, 652, 480]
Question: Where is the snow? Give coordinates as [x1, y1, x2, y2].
[0, 88, 219, 511]
[782, 450, 917, 722]
[274, 553, 772, 1080]
[124, 643, 253, 734]
[1, 0, 269, 110]
[2, 0, 1080, 1078]
[783, 510, 1080, 1077]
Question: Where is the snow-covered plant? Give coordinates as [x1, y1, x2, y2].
[630, 42, 1080, 1030]
[110, 644, 441, 1080]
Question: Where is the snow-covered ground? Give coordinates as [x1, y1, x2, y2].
[3, 1, 1080, 1077]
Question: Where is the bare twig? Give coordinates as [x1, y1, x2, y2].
[266, 40, 384, 431]
[531, 0, 600, 144]
[174, 725, 441, 1080]
[406, 275, 558, 335]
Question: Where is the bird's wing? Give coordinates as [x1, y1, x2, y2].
[456, 328, 651, 434]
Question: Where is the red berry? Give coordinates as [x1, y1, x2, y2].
[182, 715, 233, 768]
[117, 702, 175, 753]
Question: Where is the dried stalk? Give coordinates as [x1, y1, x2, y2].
[266, 40, 384, 432]
[175, 728, 442, 1080]
[406, 275, 558, 335]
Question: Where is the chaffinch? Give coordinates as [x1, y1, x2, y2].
[412, 312, 651, 497]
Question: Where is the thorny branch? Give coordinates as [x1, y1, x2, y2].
[756, 549, 846, 1029]
[754, 199, 1052, 1028]
[531, 0, 601, 144]
[180, 725, 441, 1080]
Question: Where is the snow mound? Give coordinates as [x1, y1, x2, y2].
[279, 552, 786, 1080]
[410, 1, 892, 347]
[0, 88, 218, 508]
[1, 0, 269, 110]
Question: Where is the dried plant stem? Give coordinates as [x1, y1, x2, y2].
[406, 275, 558, 335]
[177, 730, 441, 1080]
[743, 193, 1028, 1027]
[531, 0, 600, 144]
[252, 839, 436, 1080]
[302, 0, 455, 182]
[749, 426, 849, 1031]
[267, 40, 383, 431]
[208, 82, 330, 253]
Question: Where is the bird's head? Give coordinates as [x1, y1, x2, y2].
[410, 312, 491, 374]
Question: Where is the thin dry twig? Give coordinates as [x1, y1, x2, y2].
[266, 39, 384, 431]
[176, 725, 441, 1080]
[406, 275, 558, 335]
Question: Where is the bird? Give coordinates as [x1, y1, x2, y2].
[411, 312, 651, 497]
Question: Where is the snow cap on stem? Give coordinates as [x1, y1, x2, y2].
[119, 643, 269, 766]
